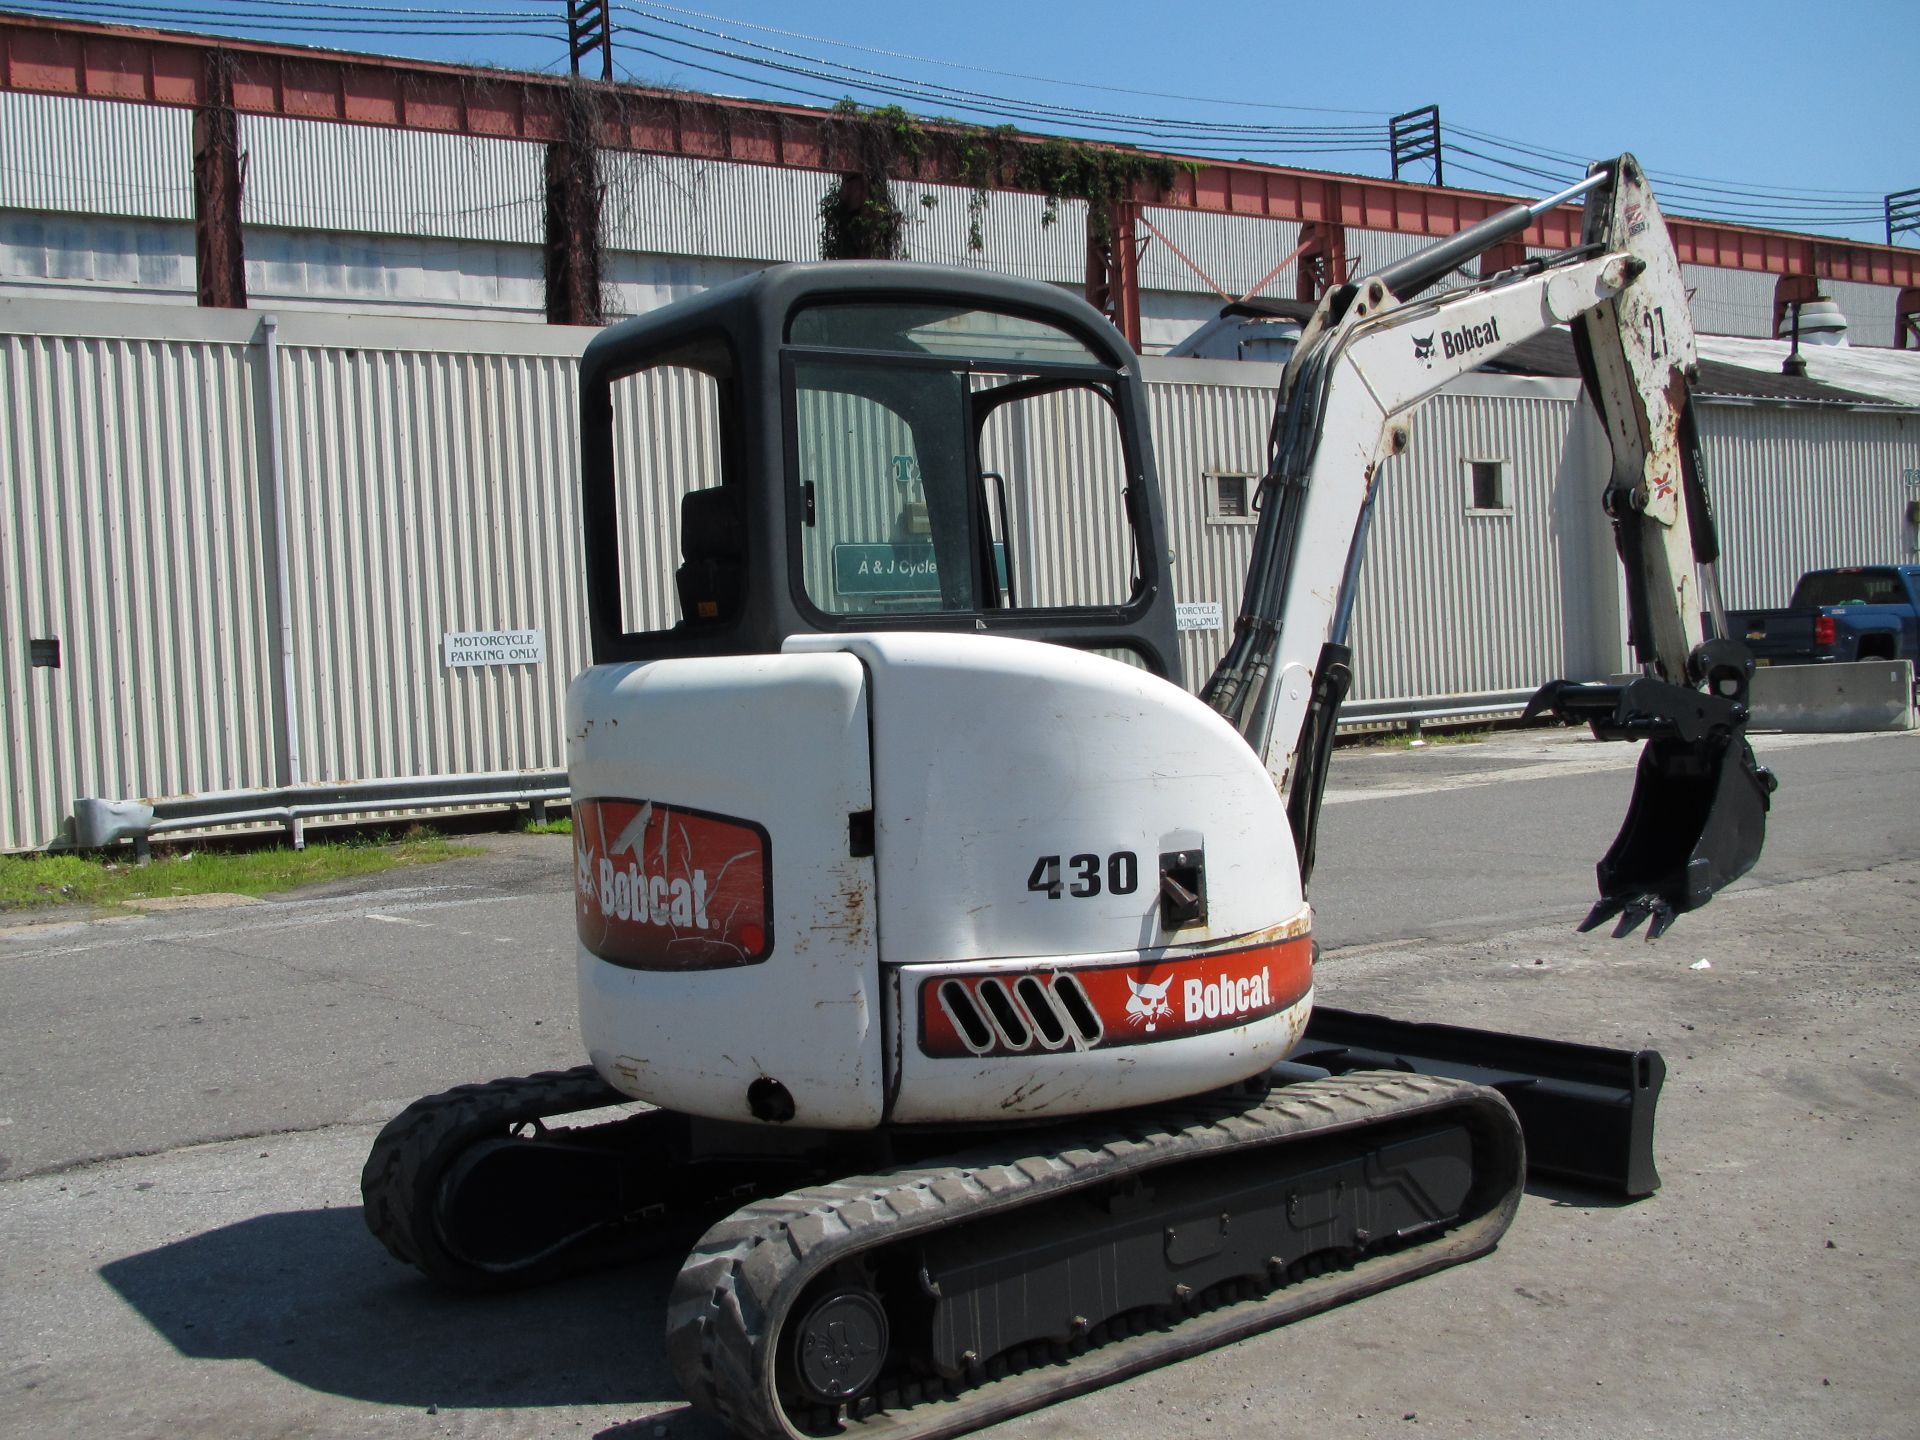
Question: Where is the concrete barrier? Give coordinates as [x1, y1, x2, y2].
[1748, 659, 1917, 733]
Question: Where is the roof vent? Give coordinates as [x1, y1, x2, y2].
[1777, 297, 1850, 347]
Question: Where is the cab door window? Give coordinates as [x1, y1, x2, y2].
[974, 378, 1135, 610]
[794, 358, 984, 616]
[786, 300, 1140, 624]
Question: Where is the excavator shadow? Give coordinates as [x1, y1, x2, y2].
[96, 1204, 715, 1427]
[1522, 1178, 1642, 1211]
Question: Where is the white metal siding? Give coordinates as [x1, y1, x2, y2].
[1697, 404, 1919, 608]
[245, 227, 547, 318]
[1826, 280, 1901, 350]
[3, 297, 1913, 852]
[3, 93, 1903, 352]
[1683, 263, 1778, 339]
[1346, 390, 1607, 701]
[1143, 369, 1624, 701]
[1006, 385, 1135, 609]
[239, 115, 544, 245]
[603, 152, 832, 264]
[887, 180, 1085, 282]
[604, 251, 767, 321]
[0, 91, 194, 222]
[610, 362, 726, 631]
[0, 212, 197, 302]
[0, 325, 274, 850]
[1139, 208, 1303, 299]
[1145, 375, 1271, 690]
[274, 341, 585, 784]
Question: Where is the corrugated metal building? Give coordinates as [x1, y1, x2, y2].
[5, 293, 1915, 853]
[4, 90, 1912, 348]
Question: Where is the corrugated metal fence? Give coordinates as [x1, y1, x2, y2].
[2, 300, 1914, 851]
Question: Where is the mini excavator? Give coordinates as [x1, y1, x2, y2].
[363, 156, 1775, 1438]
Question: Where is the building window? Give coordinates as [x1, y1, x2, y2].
[1467, 459, 1510, 513]
[1207, 472, 1257, 524]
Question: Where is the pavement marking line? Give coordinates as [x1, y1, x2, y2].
[1324, 726, 1909, 805]
[121, 893, 264, 913]
[1323, 752, 1638, 803]
[1, 890, 530, 961]
[367, 912, 528, 946]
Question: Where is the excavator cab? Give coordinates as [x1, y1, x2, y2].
[577, 263, 1181, 678]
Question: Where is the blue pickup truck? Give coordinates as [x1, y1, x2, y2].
[1729, 566, 1920, 665]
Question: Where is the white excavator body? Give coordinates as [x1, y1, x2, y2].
[366, 155, 1773, 1440]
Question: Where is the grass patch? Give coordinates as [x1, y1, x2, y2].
[516, 816, 572, 836]
[0, 828, 483, 913]
[1341, 723, 1495, 752]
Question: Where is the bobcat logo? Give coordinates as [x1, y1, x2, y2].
[1125, 976, 1173, 1032]
[1412, 334, 1435, 365]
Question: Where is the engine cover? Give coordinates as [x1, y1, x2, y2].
[571, 634, 1311, 1129]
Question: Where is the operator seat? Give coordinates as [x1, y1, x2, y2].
[675, 485, 746, 624]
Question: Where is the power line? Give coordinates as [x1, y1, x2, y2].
[625, 1, 1391, 119]
[613, 13, 1380, 147]
[1441, 144, 1888, 227]
[614, 23, 1384, 158]
[1, 0, 1898, 242]
[4, 0, 563, 38]
[1448, 124, 1885, 206]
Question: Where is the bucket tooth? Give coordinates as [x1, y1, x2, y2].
[1601, 897, 1676, 941]
[1577, 896, 1625, 934]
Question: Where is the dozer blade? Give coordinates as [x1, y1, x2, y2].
[1527, 676, 1777, 935]
[1291, 1007, 1665, 1197]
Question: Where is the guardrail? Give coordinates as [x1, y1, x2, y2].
[60, 690, 1549, 855]
[66, 771, 569, 857]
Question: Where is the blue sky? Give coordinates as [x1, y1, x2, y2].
[14, 0, 1917, 243]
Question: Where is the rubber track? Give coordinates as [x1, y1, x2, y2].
[668, 1072, 1522, 1440]
[360, 1065, 626, 1288]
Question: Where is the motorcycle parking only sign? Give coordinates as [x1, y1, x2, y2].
[442, 628, 544, 668]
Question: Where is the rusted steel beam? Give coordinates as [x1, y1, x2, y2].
[1085, 201, 1143, 348]
[191, 48, 245, 308]
[544, 133, 603, 326]
[1294, 220, 1347, 301]
[1476, 238, 1529, 279]
[4, 13, 1916, 292]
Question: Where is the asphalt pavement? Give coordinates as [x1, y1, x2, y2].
[1, 724, 1915, 1439]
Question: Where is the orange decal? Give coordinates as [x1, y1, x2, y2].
[574, 798, 771, 970]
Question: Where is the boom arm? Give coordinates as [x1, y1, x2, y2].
[1202, 156, 1775, 937]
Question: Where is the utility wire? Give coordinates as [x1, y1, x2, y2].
[617, 4, 1380, 137]
[4, 0, 563, 38]
[624, 1, 1391, 119]
[3, 0, 1898, 240]
[616, 25, 1384, 156]
[1442, 144, 1889, 227]
[613, 18, 1380, 147]
[1448, 123, 1884, 201]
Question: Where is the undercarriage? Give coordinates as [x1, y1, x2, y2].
[363, 1062, 1545, 1437]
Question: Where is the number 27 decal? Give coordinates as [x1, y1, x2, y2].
[1027, 852, 1139, 899]
[1642, 305, 1669, 362]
